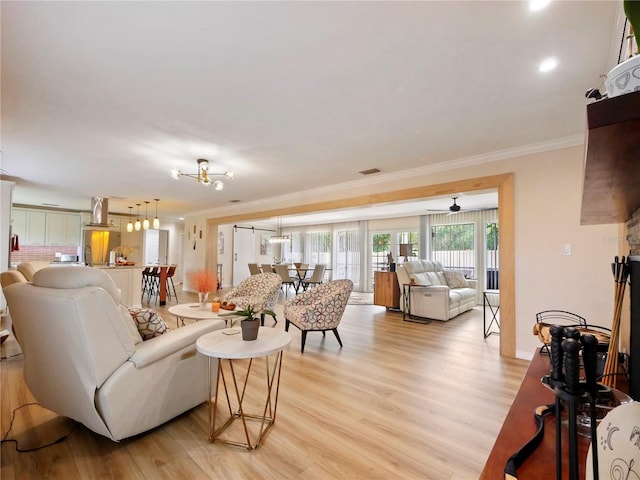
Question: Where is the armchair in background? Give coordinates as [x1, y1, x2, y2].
[284, 279, 353, 353]
[222, 272, 282, 325]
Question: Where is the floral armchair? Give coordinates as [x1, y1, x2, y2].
[223, 273, 282, 325]
[284, 279, 353, 353]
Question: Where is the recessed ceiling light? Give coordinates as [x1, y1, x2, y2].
[529, 0, 551, 11]
[539, 57, 558, 72]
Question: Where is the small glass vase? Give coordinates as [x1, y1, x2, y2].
[198, 291, 209, 310]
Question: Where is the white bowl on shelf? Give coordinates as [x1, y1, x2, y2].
[605, 55, 640, 98]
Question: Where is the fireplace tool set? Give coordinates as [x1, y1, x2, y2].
[602, 255, 630, 389]
[540, 325, 605, 480]
[505, 325, 605, 480]
[505, 256, 632, 479]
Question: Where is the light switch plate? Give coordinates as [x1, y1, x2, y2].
[562, 244, 572, 256]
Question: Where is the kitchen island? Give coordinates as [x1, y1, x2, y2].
[96, 265, 143, 306]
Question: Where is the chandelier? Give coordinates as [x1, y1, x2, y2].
[170, 158, 234, 191]
[269, 217, 290, 243]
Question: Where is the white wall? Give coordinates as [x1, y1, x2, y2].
[181, 214, 210, 291]
[1, 181, 15, 311]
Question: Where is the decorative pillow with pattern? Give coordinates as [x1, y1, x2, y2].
[443, 270, 469, 289]
[128, 307, 170, 340]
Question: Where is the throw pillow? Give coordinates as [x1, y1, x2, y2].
[128, 307, 170, 341]
[443, 270, 469, 289]
[119, 305, 143, 344]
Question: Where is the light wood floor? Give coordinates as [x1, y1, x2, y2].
[1, 289, 528, 480]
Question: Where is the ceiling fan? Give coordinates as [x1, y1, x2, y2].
[426, 197, 494, 215]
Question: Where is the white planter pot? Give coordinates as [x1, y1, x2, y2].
[605, 54, 640, 98]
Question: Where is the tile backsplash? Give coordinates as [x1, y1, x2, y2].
[10, 245, 80, 265]
[627, 209, 640, 256]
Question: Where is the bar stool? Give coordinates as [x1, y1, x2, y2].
[165, 264, 178, 302]
[145, 266, 161, 304]
[140, 267, 152, 303]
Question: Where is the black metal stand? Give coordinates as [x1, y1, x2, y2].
[401, 284, 432, 324]
[483, 290, 500, 338]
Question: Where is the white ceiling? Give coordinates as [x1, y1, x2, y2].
[1, 1, 622, 224]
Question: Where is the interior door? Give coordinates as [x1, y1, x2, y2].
[232, 227, 255, 286]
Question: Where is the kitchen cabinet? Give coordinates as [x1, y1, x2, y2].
[12, 208, 46, 245]
[12, 208, 81, 247]
[46, 212, 81, 246]
[373, 271, 400, 309]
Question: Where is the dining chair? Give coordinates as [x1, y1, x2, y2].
[248, 263, 261, 275]
[295, 263, 309, 282]
[301, 264, 326, 291]
[261, 264, 273, 273]
[273, 264, 300, 295]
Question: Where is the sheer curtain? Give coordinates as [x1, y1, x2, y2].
[333, 222, 360, 289]
[282, 222, 361, 289]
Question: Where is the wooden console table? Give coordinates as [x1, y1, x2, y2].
[481, 350, 590, 479]
[373, 271, 400, 309]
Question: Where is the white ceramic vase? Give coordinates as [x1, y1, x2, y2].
[605, 54, 640, 98]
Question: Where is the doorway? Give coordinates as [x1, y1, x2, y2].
[232, 226, 255, 286]
[144, 229, 169, 265]
[206, 173, 515, 357]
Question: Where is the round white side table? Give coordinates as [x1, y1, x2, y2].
[196, 327, 291, 450]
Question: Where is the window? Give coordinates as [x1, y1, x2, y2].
[485, 222, 499, 289]
[335, 226, 360, 287]
[430, 223, 475, 278]
[306, 231, 331, 266]
[396, 231, 418, 261]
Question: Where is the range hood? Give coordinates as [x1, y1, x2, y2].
[84, 197, 115, 228]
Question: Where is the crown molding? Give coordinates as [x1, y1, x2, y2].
[192, 134, 583, 219]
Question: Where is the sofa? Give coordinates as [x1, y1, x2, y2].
[395, 260, 477, 321]
[16, 261, 50, 282]
[3, 266, 226, 441]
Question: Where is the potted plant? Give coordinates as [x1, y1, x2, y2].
[188, 270, 217, 310]
[606, 0, 640, 97]
[220, 304, 274, 341]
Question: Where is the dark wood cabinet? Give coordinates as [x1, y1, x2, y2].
[581, 90, 640, 225]
[373, 271, 400, 309]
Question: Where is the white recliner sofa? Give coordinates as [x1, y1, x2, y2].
[3, 266, 225, 441]
[395, 260, 477, 321]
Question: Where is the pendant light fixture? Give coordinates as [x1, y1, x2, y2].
[127, 206, 134, 233]
[153, 199, 160, 229]
[135, 203, 142, 231]
[143, 201, 150, 230]
[269, 217, 290, 243]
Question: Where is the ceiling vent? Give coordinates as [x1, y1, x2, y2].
[358, 168, 381, 175]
